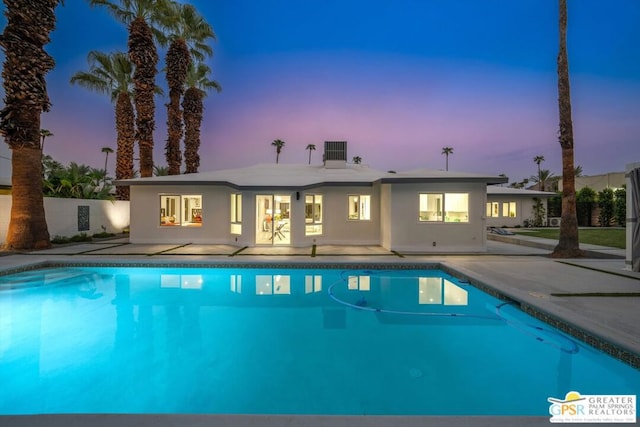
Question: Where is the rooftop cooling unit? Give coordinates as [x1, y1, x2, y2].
[548, 217, 561, 227]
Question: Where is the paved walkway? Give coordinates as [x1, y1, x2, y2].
[1, 234, 638, 427]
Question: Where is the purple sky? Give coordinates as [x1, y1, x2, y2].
[1, 0, 639, 184]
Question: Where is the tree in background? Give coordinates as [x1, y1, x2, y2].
[0, 0, 62, 249]
[40, 129, 54, 153]
[614, 187, 626, 227]
[182, 61, 221, 173]
[597, 188, 614, 227]
[533, 155, 545, 189]
[553, 0, 581, 257]
[531, 197, 546, 227]
[71, 51, 136, 200]
[160, 2, 214, 175]
[441, 147, 453, 171]
[352, 156, 362, 165]
[530, 169, 555, 192]
[576, 186, 596, 226]
[306, 144, 316, 164]
[89, 0, 169, 178]
[101, 147, 114, 187]
[272, 139, 286, 164]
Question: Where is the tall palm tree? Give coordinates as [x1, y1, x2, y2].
[101, 146, 114, 187]
[40, 129, 54, 153]
[71, 51, 136, 200]
[182, 61, 221, 174]
[533, 155, 545, 189]
[0, 0, 62, 249]
[89, 0, 169, 178]
[160, 2, 215, 175]
[441, 146, 453, 171]
[553, 0, 581, 258]
[306, 144, 316, 164]
[272, 139, 286, 164]
[162, 3, 215, 175]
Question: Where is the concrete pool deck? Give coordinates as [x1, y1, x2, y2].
[0, 233, 638, 427]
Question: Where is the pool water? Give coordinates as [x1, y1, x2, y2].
[0, 266, 638, 416]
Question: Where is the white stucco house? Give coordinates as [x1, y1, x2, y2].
[118, 142, 507, 252]
[486, 186, 557, 228]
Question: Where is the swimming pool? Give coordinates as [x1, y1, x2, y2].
[0, 265, 638, 416]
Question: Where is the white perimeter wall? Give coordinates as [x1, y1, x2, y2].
[0, 195, 130, 244]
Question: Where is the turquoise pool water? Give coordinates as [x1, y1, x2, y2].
[0, 266, 638, 416]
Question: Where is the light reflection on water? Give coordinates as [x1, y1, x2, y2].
[0, 267, 638, 416]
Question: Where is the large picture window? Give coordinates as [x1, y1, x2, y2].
[160, 194, 202, 227]
[230, 193, 242, 234]
[419, 193, 468, 223]
[305, 194, 323, 235]
[348, 195, 371, 220]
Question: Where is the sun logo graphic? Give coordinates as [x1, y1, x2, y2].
[548, 391, 636, 423]
[548, 391, 586, 419]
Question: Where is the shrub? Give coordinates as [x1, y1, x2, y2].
[69, 233, 92, 242]
[614, 187, 626, 227]
[598, 188, 615, 227]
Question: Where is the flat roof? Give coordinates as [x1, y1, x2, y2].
[487, 185, 556, 196]
[116, 163, 507, 189]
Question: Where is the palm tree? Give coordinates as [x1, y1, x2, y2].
[153, 164, 169, 176]
[182, 61, 221, 174]
[533, 155, 545, 189]
[553, 0, 581, 258]
[40, 129, 53, 153]
[272, 139, 286, 164]
[352, 156, 362, 165]
[70, 51, 136, 200]
[574, 165, 583, 177]
[89, 0, 169, 178]
[530, 169, 554, 192]
[442, 147, 453, 171]
[101, 147, 114, 187]
[306, 144, 316, 164]
[0, 0, 61, 249]
[160, 2, 215, 175]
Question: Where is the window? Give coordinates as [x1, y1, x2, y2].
[230, 193, 242, 234]
[502, 202, 516, 217]
[305, 194, 323, 235]
[160, 194, 202, 227]
[486, 202, 499, 217]
[419, 193, 468, 223]
[348, 195, 371, 220]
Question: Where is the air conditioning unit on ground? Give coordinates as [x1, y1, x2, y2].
[548, 217, 561, 227]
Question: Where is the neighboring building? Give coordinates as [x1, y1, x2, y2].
[486, 186, 556, 228]
[119, 142, 507, 253]
[558, 172, 625, 193]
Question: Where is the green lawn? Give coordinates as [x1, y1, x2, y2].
[513, 228, 626, 249]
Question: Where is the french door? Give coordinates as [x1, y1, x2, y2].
[255, 194, 291, 245]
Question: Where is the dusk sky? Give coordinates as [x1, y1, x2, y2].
[1, 0, 639, 184]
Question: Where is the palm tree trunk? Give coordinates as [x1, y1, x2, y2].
[553, 0, 582, 258]
[0, 0, 59, 249]
[116, 92, 135, 200]
[165, 39, 190, 175]
[182, 87, 204, 174]
[129, 17, 158, 178]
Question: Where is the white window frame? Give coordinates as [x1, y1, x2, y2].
[230, 193, 242, 234]
[348, 195, 371, 220]
[305, 194, 323, 235]
[419, 193, 469, 223]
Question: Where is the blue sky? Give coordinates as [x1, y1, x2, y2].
[1, 0, 639, 183]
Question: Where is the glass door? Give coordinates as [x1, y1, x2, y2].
[255, 194, 291, 245]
